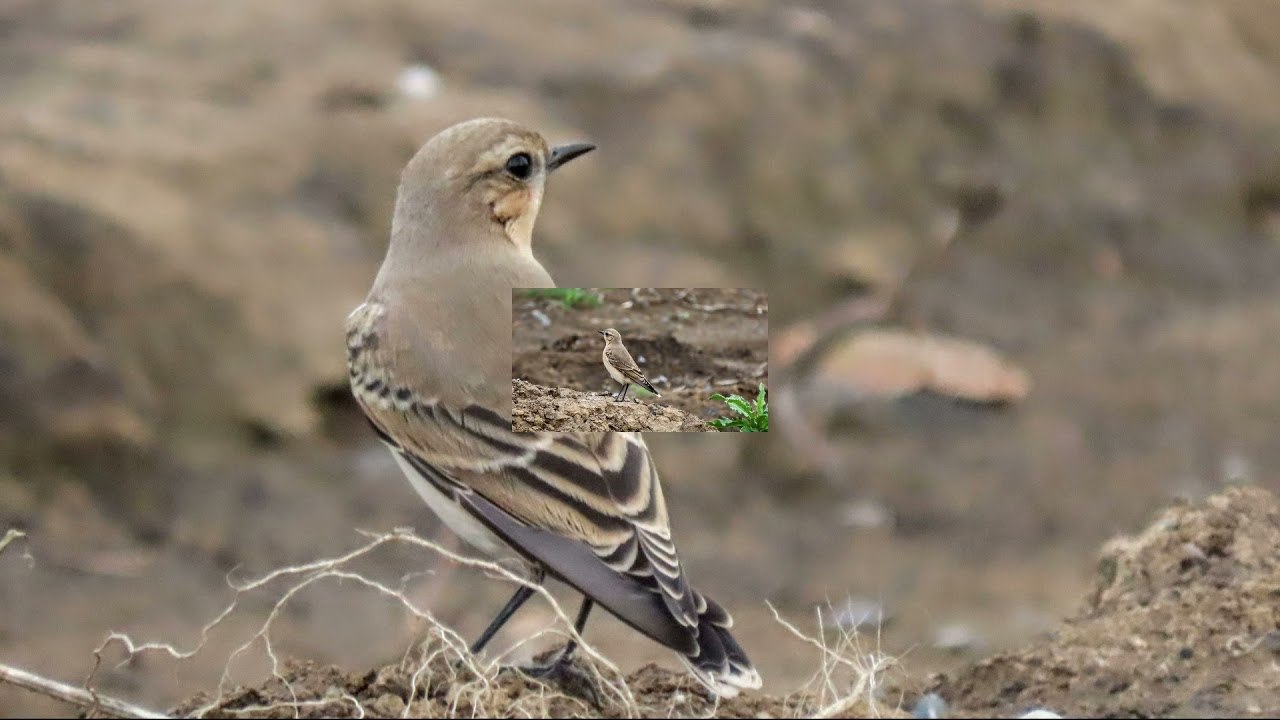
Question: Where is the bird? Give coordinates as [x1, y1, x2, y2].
[598, 328, 660, 402]
[345, 117, 760, 697]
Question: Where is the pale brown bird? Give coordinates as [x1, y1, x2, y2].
[598, 328, 660, 401]
[345, 118, 759, 696]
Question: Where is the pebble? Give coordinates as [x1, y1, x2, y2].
[1016, 709, 1062, 719]
[838, 499, 893, 530]
[933, 622, 981, 652]
[1262, 629, 1280, 653]
[530, 309, 551, 327]
[395, 64, 442, 100]
[911, 692, 946, 718]
[373, 693, 406, 716]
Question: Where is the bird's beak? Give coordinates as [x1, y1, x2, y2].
[547, 142, 596, 172]
[598, 330, 607, 337]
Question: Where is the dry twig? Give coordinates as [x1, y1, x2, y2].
[91, 527, 637, 718]
[0, 528, 25, 556]
[0, 661, 168, 719]
[767, 600, 897, 718]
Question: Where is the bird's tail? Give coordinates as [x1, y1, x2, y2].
[641, 380, 660, 397]
[679, 590, 762, 698]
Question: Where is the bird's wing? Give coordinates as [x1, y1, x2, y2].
[348, 303, 700, 652]
[606, 345, 650, 386]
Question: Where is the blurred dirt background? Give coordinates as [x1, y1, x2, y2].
[4, 0, 1280, 716]
[511, 288, 769, 428]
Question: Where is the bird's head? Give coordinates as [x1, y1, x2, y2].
[599, 328, 620, 345]
[393, 117, 594, 254]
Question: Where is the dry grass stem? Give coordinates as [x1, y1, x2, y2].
[87, 527, 637, 718]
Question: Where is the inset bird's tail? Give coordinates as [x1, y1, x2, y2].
[679, 590, 762, 698]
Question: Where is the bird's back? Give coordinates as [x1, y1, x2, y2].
[362, 243, 552, 418]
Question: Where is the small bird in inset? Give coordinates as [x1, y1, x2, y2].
[345, 118, 759, 697]
[598, 328, 660, 402]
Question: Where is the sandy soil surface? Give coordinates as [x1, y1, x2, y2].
[169, 655, 833, 719]
[511, 288, 769, 427]
[930, 485, 1280, 717]
[146, 486, 1280, 718]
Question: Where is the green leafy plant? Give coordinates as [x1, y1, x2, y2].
[520, 288, 602, 309]
[708, 383, 768, 432]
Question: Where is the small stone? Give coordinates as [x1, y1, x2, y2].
[1262, 630, 1280, 654]
[911, 692, 946, 719]
[1178, 646, 1194, 660]
[933, 622, 981, 652]
[395, 64, 442, 100]
[1017, 709, 1063, 719]
[373, 693, 406, 716]
[838, 499, 893, 530]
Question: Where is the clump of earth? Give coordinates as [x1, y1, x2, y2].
[929, 485, 1280, 717]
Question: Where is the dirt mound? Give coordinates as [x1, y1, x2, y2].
[930, 485, 1280, 717]
[171, 652, 799, 719]
[511, 380, 715, 432]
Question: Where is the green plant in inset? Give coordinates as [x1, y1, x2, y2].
[520, 287, 603, 309]
[708, 383, 768, 432]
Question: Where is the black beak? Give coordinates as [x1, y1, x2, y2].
[598, 330, 607, 337]
[547, 142, 596, 172]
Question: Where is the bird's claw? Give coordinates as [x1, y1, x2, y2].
[508, 657, 602, 708]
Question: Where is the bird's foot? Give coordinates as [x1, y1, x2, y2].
[509, 655, 602, 708]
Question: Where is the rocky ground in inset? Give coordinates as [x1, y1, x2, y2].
[511, 288, 768, 426]
[511, 379, 715, 432]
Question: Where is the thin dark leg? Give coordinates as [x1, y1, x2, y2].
[556, 598, 595, 663]
[518, 598, 601, 706]
[470, 570, 544, 654]
[614, 383, 629, 402]
[523, 597, 594, 674]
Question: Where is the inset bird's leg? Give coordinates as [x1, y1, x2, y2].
[470, 567, 545, 655]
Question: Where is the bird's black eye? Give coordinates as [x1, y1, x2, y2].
[504, 152, 533, 180]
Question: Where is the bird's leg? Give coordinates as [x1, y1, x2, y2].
[614, 383, 629, 402]
[560, 596, 594, 660]
[523, 597, 594, 673]
[469, 567, 545, 655]
[519, 598, 600, 706]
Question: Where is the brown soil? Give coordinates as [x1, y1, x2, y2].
[928, 485, 1280, 717]
[511, 379, 715, 432]
[163, 486, 1280, 718]
[511, 289, 768, 426]
[169, 653, 818, 719]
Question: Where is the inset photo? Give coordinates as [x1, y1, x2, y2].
[512, 288, 768, 432]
